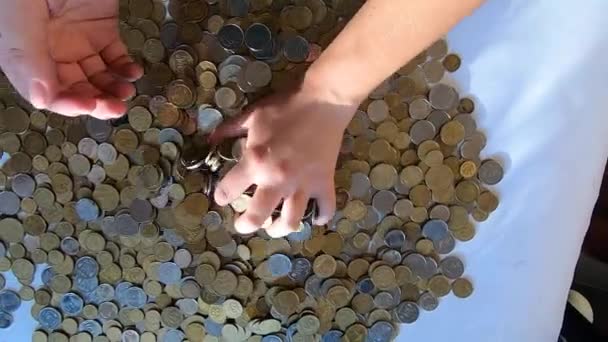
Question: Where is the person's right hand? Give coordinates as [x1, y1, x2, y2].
[209, 76, 358, 238]
[0, 0, 142, 119]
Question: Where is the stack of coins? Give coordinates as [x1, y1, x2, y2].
[0, 0, 503, 341]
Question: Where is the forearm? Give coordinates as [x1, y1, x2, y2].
[306, 0, 484, 106]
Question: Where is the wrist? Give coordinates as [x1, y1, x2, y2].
[303, 62, 367, 109]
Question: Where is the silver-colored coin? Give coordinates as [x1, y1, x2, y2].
[130, 199, 154, 223]
[115, 282, 133, 306]
[440, 256, 465, 279]
[94, 284, 116, 303]
[286, 221, 312, 242]
[362, 205, 382, 230]
[0, 311, 12, 329]
[402, 253, 426, 278]
[244, 61, 272, 88]
[201, 211, 223, 230]
[158, 128, 184, 147]
[38, 307, 62, 330]
[356, 277, 376, 294]
[478, 159, 504, 185]
[322, 330, 344, 342]
[417, 292, 439, 311]
[75, 256, 99, 278]
[393, 198, 413, 219]
[268, 254, 292, 277]
[160, 328, 185, 342]
[101, 216, 118, 237]
[420, 257, 439, 279]
[287, 258, 311, 283]
[368, 321, 396, 342]
[409, 97, 432, 120]
[87, 165, 106, 184]
[283, 35, 310, 63]
[60, 237, 80, 255]
[0, 290, 21, 312]
[423, 59, 445, 83]
[372, 190, 397, 216]
[394, 301, 419, 324]
[435, 233, 456, 254]
[422, 219, 449, 242]
[75, 198, 100, 222]
[262, 335, 282, 342]
[197, 107, 224, 134]
[459, 139, 482, 160]
[125, 287, 147, 308]
[79, 319, 103, 336]
[384, 229, 406, 249]
[217, 24, 244, 51]
[0, 191, 20, 215]
[219, 64, 242, 85]
[219, 55, 248, 70]
[174, 249, 192, 268]
[115, 214, 139, 236]
[304, 275, 323, 297]
[97, 143, 117, 165]
[122, 330, 140, 342]
[60, 293, 84, 316]
[349, 173, 371, 199]
[374, 292, 395, 309]
[157, 262, 182, 285]
[428, 83, 459, 111]
[78, 137, 98, 160]
[367, 100, 389, 123]
[149, 95, 168, 116]
[381, 249, 402, 266]
[409, 120, 436, 145]
[427, 110, 451, 129]
[11, 173, 36, 198]
[41, 267, 55, 286]
[453, 114, 477, 138]
[176, 298, 199, 315]
[75, 276, 98, 293]
[85, 117, 113, 142]
[163, 229, 185, 247]
[429, 204, 451, 221]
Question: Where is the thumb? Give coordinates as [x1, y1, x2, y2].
[1, 47, 57, 109]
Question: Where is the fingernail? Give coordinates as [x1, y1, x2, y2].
[214, 187, 228, 206]
[29, 80, 48, 109]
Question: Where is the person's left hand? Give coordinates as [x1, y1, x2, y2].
[209, 76, 357, 238]
[0, 0, 142, 118]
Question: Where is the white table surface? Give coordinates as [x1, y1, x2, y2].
[3, 0, 608, 341]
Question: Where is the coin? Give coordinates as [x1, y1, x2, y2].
[478, 159, 504, 185]
[0, 6, 501, 341]
[452, 278, 474, 298]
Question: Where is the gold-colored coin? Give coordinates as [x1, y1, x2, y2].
[452, 278, 474, 298]
[459, 160, 478, 178]
[313, 254, 337, 278]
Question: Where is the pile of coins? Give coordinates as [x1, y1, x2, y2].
[0, 0, 503, 341]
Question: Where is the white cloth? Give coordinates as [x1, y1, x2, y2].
[3, 0, 608, 341]
[400, 0, 608, 341]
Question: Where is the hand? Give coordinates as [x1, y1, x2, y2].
[0, 0, 142, 118]
[210, 76, 358, 238]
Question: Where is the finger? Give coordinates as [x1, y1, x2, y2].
[214, 160, 252, 206]
[89, 72, 136, 100]
[56, 62, 88, 87]
[46, 93, 97, 117]
[101, 41, 143, 81]
[110, 59, 143, 81]
[92, 95, 128, 119]
[313, 183, 337, 225]
[266, 191, 308, 238]
[236, 187, 282, 234]
[208, 107, 255, 144]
